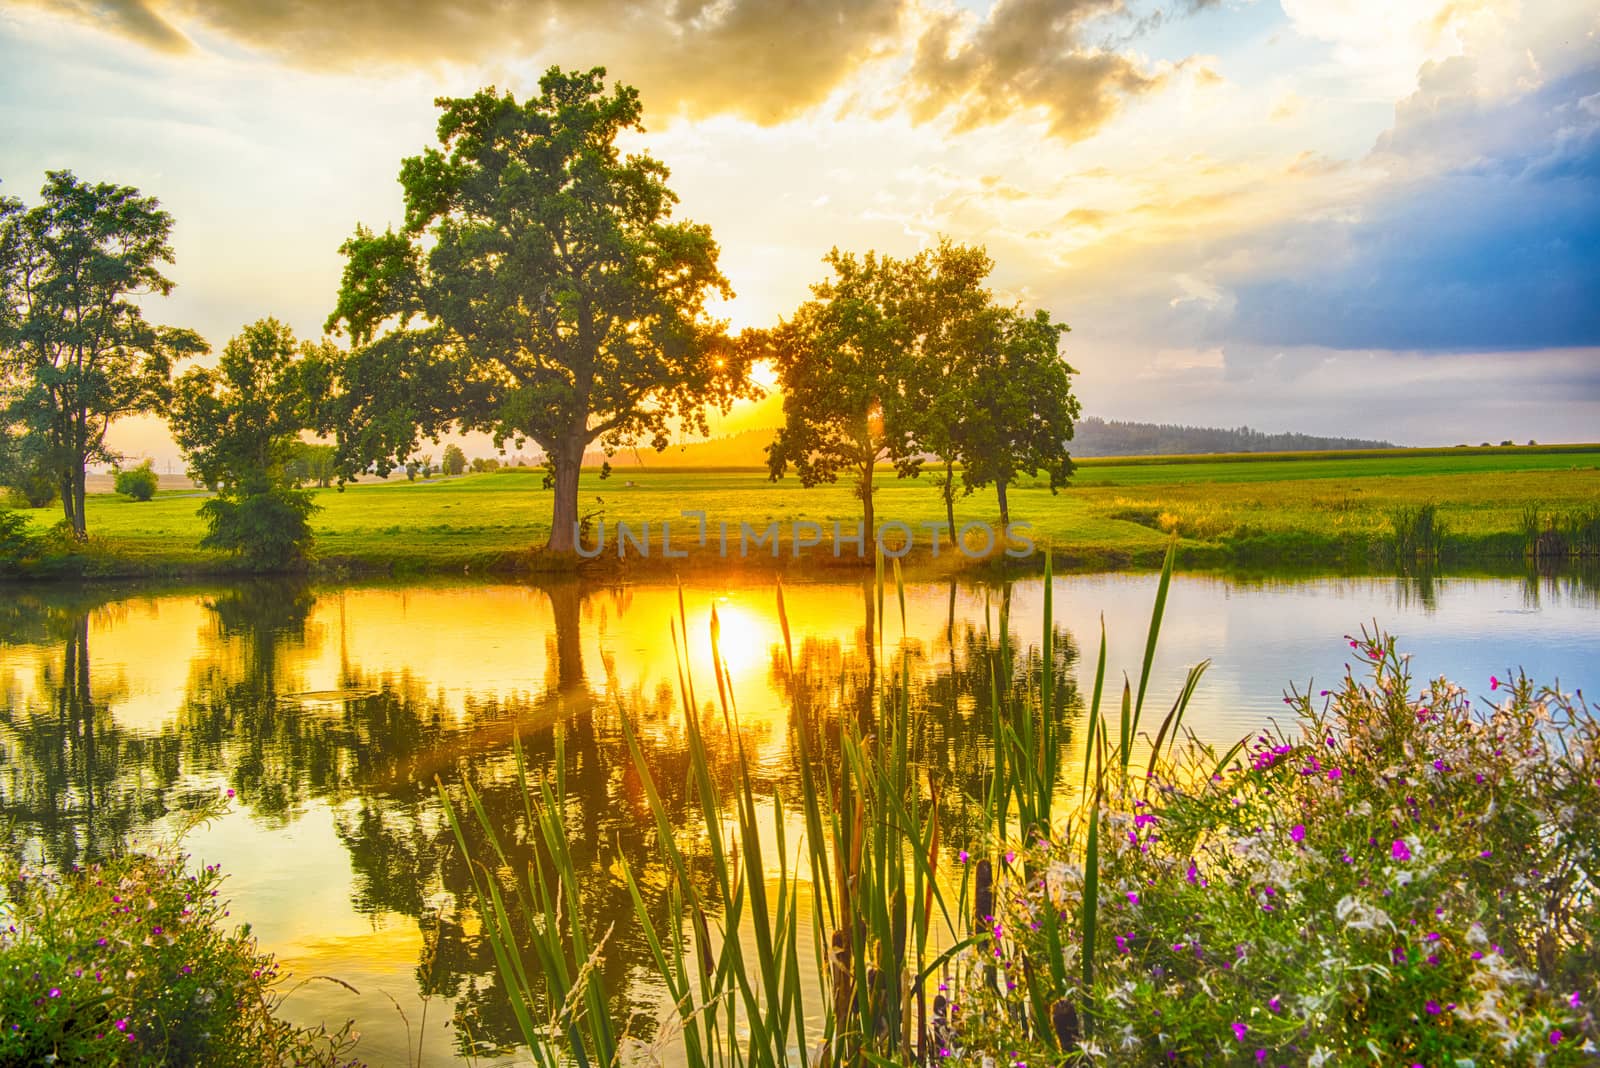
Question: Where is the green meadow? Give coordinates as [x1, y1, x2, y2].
[17, 444, 1600, 576]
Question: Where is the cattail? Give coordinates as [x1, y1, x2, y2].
[976, 857, 994, 922]
[1051, 997, 1079, 1051]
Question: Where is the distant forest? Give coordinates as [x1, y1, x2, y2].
[1072, 417, 1394, 457]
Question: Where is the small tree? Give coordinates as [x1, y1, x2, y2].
[113, 459, 158, 501]
[899, 241, 1005, 540]
[285, 442, 336, 487]
[441, 444, 466, 476]
[169, 318, 322, 569]
[956, 308, 1079, 526]
[764, 248, 926, 540]
[0, 172, 205, 539]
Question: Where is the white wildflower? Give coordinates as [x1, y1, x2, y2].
[1336, 895, 1394, 932]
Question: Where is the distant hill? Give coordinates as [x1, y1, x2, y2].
[1070, 418, 1393, 457]
[581, 419, 1395, 468]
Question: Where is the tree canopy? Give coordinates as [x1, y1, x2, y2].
[323, 67, 750, 553]
[761, 248, 928, 541]
[766, 240, 1079, 542]
[953, 307, 1079, 526]
[0, 171, 204, 539]
[170, 318, 324, 569]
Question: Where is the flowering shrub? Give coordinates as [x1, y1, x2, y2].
[951, 631, 1599, 1065]
[0, 844, 361, 1066]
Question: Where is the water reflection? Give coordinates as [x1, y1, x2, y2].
[0, 567, 1595, 1064]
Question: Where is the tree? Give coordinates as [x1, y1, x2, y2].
[955, 308, 1079, 526]
[441, 444, 466, 476]
[323, 67, 747, 553]
[762, 248, 927, 541]
[898, 241, 1005, 541]
[0, 171, 205, 539]
[0, 420, 57, 507]
[284, 442, 337, 488]
[169, 318, 322, 569]
[113, 459, 158, 501]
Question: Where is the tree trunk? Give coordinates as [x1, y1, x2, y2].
[996, 480, 1010, 529]
[72, 465, 87, 540]
[58, 467, 77, 536]
[861, 458, 876, 548]
[943, 459, 956, 550]
[545, 435, 584, 553]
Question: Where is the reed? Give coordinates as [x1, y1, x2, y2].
[1389, 501, 1447, 561]
[441, 537, 1199, 1064]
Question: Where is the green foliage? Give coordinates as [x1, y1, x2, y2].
[0, 506, 38, 565]
[113, 459, 159, 500]
[766, 240, 1077, 534]
[1390, 501, 1447, 560]
[955, 307, 1079, 524]
[441, 444, 466, 476]
[284, 442, 337, 488]
[197, 487, 317, 571]
[0, 171, 205, 538]
[0, 425, 57, 507]
[761, 247, 935, 535]
[324, 67, 749, 552]
[170, 319, 324, 568]
[0, 841, 360, 1066]
[468, 456, 500, 473]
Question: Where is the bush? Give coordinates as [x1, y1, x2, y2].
[198, 486, 317, 570]
[113, 460, 159, 501]
[0, 508, 38, 566]
[951, 633, 1599, 1065]
[0, 841, 360, 1066]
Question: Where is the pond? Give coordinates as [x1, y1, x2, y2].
[1, 568, 1595, 1065]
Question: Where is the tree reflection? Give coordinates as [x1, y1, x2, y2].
[0, 575, 1081, 1059]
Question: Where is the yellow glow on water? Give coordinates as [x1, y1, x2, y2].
[4, 573, 1595, 1066]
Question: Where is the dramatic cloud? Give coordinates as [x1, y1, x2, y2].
[905, 0, 1167, 141]
[1224, 62, 1600, 351]
[25, 0, 908, 123]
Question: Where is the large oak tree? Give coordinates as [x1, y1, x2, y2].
[0, 172, 204, 538]
[324, 67, 747, 553]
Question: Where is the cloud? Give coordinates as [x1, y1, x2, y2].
[43, 0, 190, 51]
[1222, 60, 1600, 351]
[904, 0, 1166, 141]
[20, 0, 907, 124]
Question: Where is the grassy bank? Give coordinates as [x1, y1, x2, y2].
[4, 445, 1598, 579]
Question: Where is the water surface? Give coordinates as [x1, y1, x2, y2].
[0, 570, 1594, 1064]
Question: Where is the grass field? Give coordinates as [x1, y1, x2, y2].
[10, 445, 1600, 577]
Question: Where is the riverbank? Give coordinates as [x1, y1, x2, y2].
[5, 445, 1597, 581]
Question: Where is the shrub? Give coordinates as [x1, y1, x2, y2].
[0, 842, 360, 1066]
[950, 632, 1599, 1065]
[0, 507, 38, 565]
[198, 485, 317, 570]
[113, 460, 159, 501]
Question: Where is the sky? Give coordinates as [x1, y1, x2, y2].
[1, 0, 1596, 468]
